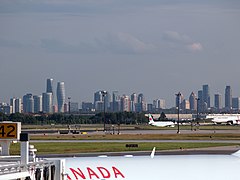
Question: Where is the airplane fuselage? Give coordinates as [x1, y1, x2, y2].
[65, 154, 240, 180]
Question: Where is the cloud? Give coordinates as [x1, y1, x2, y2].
[162, 31, 203, 52]
[188, 43, 203, 52]
[96, 32, 156, 54]
[162, 31, 191, 43]
[40, 33, 156, 54]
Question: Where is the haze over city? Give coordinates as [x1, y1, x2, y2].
[0, 0, 240, 106]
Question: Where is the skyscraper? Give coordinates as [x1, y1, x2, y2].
[112, 91, 120, 112]
[189, 92, 197, 111]
[225, 86, 232, 111]
[33, 95, 42, 113]
[23, 93, 34, 113]
[15, 98, 22, 113]
[214, 93, 222, 110]
[46, 78, 53, 93]
[121, 95, 130, 112]
[10, 98, 16, 113]
[198, 90, 204, 112]
[232, 97, 240, 110]
[203, 84, 210, 108]
[42, 92, 53, 113]
[57, 82, 65, 113]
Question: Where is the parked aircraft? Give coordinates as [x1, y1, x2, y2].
[148, 114, 174, 127]
[206, 114, 240, 125]
[65, 149, 240, 180]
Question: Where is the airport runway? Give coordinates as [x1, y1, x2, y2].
[26, 129, 240, 135]
[30, 139, 240, 143]
[39, 146, 240, 158]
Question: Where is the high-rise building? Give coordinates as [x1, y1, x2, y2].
[82, 102, 94, 112]
[46, 78, 53, 93]
[136, 93, 147, 112]
[33, 95, 42, 113]
[175, 92, 183, 109]
[15, 98, 22, 113]
[198, 90, 205, 112]
[42, 92, 53, 113]
[182, 99, 190, 111]
[57, 82, 65, 113]
[225, 85, 232, 111]
[10, 98, 16, 113]
[203, 84, 210, 108]
[214, 94, 222, 110]
[94, 90, 109, 112]
[70, 102, 79, 112]
[121, 95, 130, 112]
[23, 93, 34, 113]
[189, 92, 197, 111]
[153, 99, 166, 109]
[112, 91, 121, 112]
[232, 97, 240, 110]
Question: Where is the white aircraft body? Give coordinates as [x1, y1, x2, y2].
[65, 150, 240, 180]
[206, 114, 240, 125]
[148, 114, 174, 127]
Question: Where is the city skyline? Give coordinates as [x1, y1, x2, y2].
[0, 0, 240, 107]
[1, 78, 240, 111]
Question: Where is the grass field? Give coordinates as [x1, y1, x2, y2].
[10, 142, 240, 155]
[15, 124, 240, 155]
[30, 133, 240, 140]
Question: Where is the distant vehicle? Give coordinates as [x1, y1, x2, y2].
[148, 114, 174, 127]
[65, 149, 240, 180]
[207, 114, 240, 125]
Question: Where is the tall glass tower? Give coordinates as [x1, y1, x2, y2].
[46, 78, 53, 93]
[57, 82, 65, 112]
[225, 86, 232, 111]
[203, 84, 210, 108]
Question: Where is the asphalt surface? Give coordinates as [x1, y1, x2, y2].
[38, 146, 240, 158]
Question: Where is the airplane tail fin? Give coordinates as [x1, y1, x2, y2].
[148, 114, 154, 123]
[150, 147, 156, 158]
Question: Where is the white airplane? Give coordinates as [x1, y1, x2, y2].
[65, 149, 240, 180]
[148, 114, 174, 127]
[206, 114, 240, 125]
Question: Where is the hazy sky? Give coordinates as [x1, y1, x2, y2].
[0, 0, 240, 107]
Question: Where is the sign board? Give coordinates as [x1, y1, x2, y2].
[0, 122, 21, 140]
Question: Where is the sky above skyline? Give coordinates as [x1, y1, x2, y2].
[0, 0, 240, 107]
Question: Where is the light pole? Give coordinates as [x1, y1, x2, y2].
[175, 92, 181, 134]
[68, 97, 71, 114]
[196, 98, 200, 123]
[101, 91, 107, 132]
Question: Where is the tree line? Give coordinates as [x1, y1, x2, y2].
[0, 112, 147, 125]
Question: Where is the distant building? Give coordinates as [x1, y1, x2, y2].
[198, 90, 204, 112]
[232, 97, 240, 110]
[70, 102, 79, 112]
[175, 92, 183, 109]
[214, 93, 222, 110]
[46, 78, 54, 93]
[33, 95, 42, 113]
[15, 98, 22, 113]
[23, 93, 34, 113]
[42, 92, 53, 113]
[189, 92, 197, 111]
[225, 86, 232, 111]
[181, 99, 190, 111]
[10, 98, 16, 114]
[57, 82, 65, 113]
[203, 84, 210, 108]
[112, 91, 121, 112]
[121, 95, 130, 112]
[82, 102, 94, 112]
[153, 99, 166, 110]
